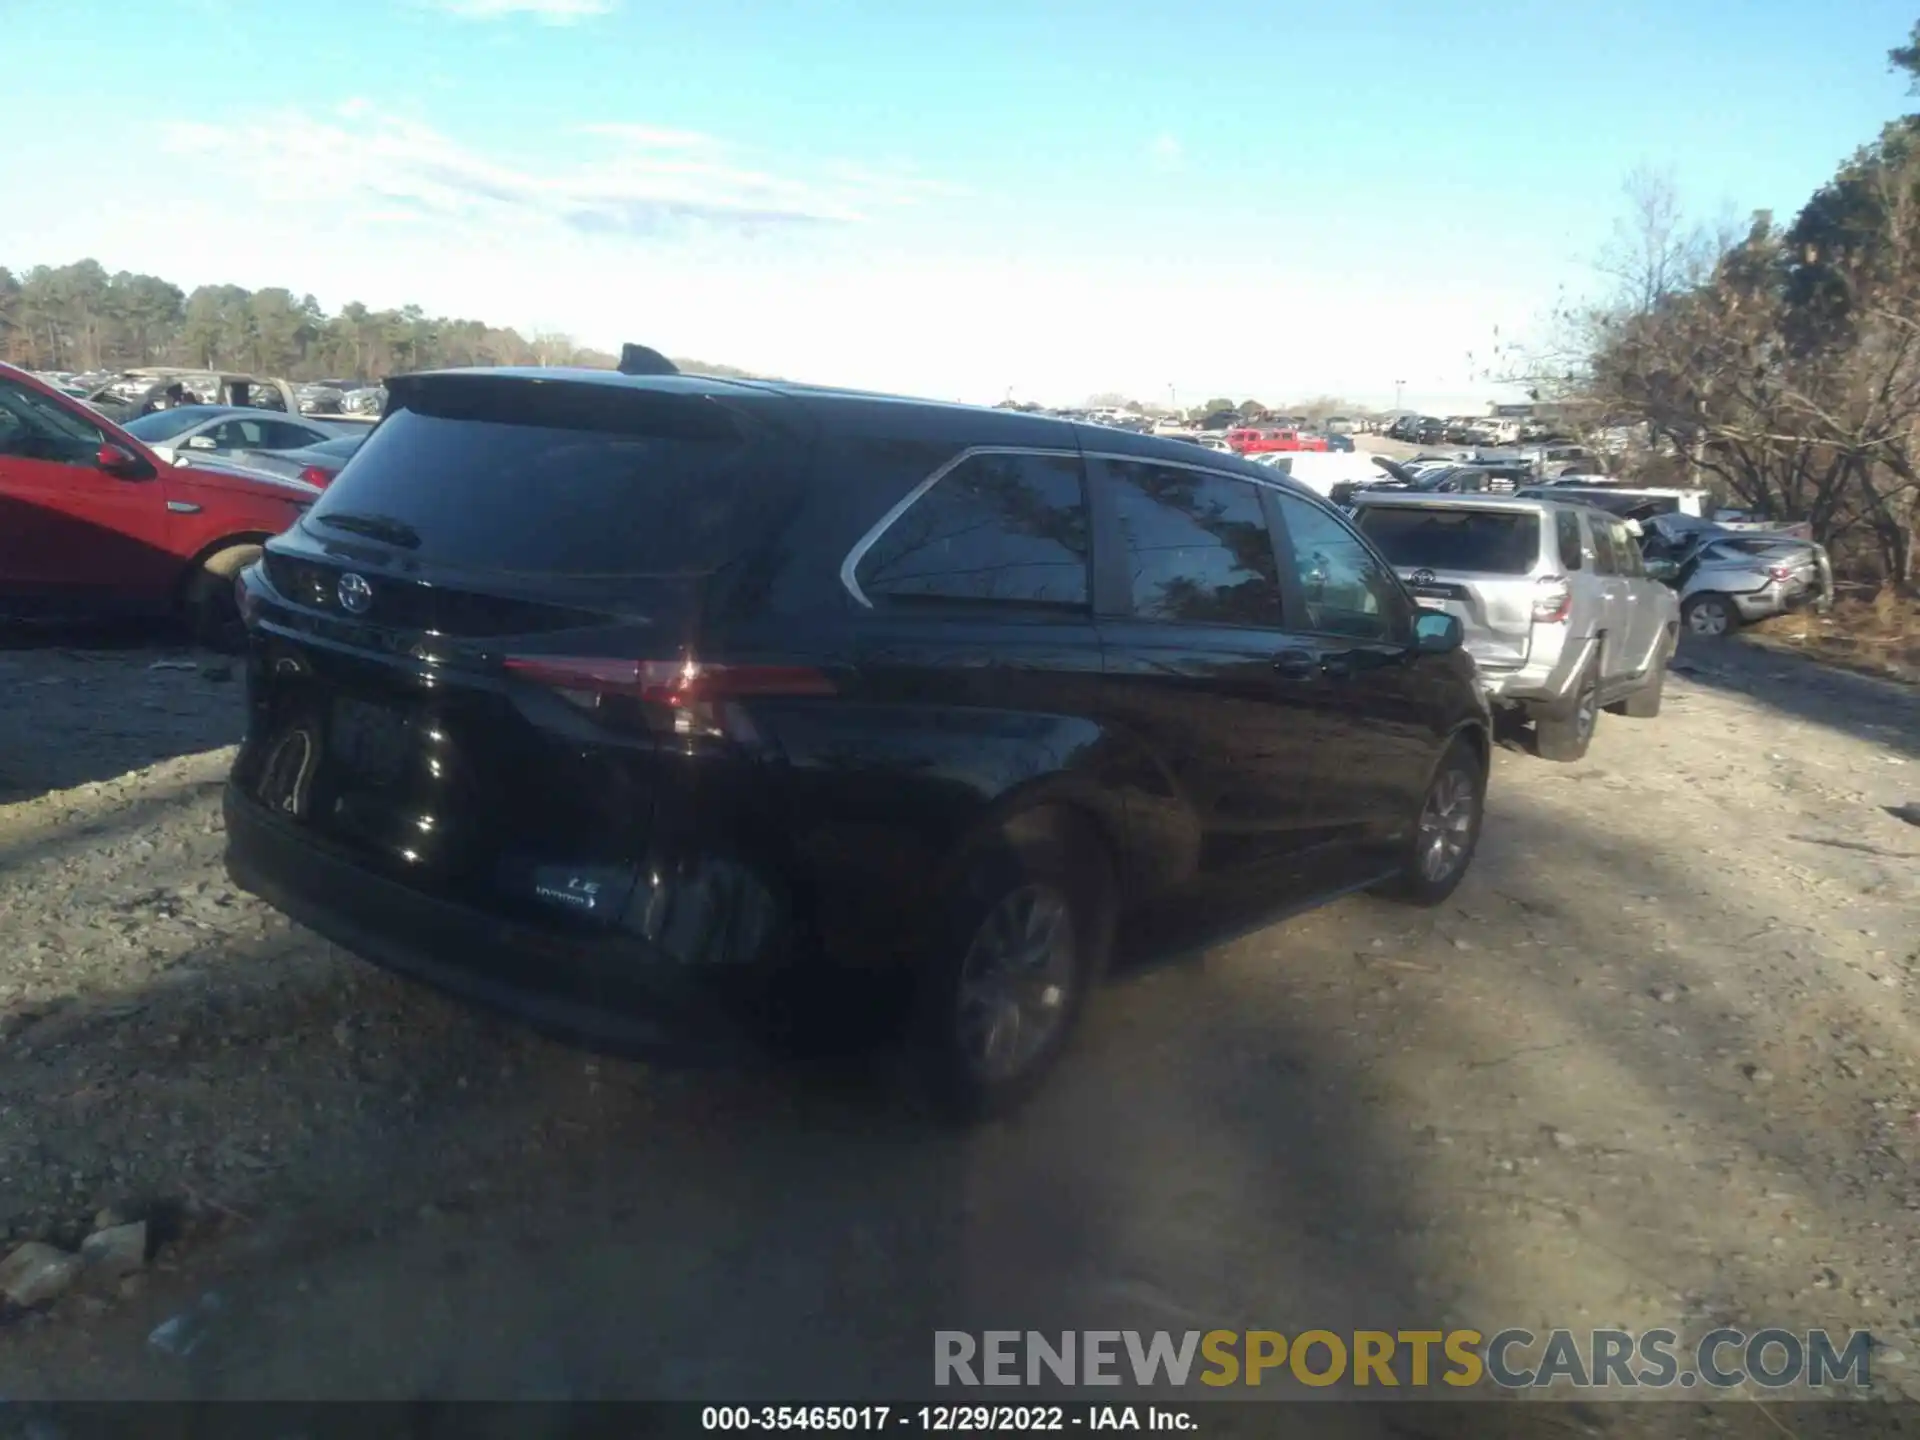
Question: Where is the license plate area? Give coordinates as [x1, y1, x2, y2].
[329, 697, 413, 789]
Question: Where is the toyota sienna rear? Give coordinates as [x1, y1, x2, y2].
[228, 366, 1494, 1114]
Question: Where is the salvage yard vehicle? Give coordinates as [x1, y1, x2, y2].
[81, 368, 301, 424]
[221, 432, 366, 488]
[120, 405, 351, 466]
[224, 360, 1493, 1118]
[1351, 492, 1678, 762]
[1640, 513, 1834, 635]
[0, 362, 320, 645]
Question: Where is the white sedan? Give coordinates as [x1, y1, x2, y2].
[120, 405, 348, 466]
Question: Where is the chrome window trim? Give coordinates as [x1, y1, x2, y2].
[838, 442, 1309, 609]
[838, 444, 1083, 609]
[1080, 449, 1305, 498]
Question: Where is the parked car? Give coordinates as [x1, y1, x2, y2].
[1225, 426, 1328, 456]
[120, 406, 348, 467]
[1251, 450, 1400, 500]
[1639, 514, 1833, 635]
[1350, 492, 1678, 761]
[1515, 484, 1713, 524]
[82, 369, 302, 425]
[224, 364, 1494, 1118]
[0, 362, 321, 645]
[222, 433, 367, 488]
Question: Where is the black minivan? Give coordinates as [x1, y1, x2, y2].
[226, 366, 1491, 1116]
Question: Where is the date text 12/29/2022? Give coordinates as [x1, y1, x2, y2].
[702, 1407, 1198, 1432]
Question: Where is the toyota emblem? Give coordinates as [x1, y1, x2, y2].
[337, 572, 373, 614]
[1410, 568, 1437, 587]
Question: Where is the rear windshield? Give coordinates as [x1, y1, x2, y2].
[300, 389, 765, 576]
[1355, 506, 1541, 574]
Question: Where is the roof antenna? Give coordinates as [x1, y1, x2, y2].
[618, 344, 679, 377]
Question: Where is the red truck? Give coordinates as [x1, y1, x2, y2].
[0, 362, 323, 646]
[1225, 425, 1329, 455]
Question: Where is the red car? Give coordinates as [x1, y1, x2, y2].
[1225, 425, 1330, 455]
[0, 362, 322, 645]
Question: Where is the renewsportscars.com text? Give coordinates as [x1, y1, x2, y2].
[934, 1328, 1876, 1391]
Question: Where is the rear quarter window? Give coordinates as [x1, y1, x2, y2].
[854, 450, 1090, 609]
[1555, 510, 1584, 570]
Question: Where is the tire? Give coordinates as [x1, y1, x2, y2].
[1611, 632, 1672, 719]
[1374, 735, 1486, 907]
[910, 815, 1115, 1122]
[183, 544, 263, 652]
[1534, 655, 1600, 762]
[1682, 592, 1736, 638]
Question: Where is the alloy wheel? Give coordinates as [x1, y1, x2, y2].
[1574, 681, 1598, 744]
[955, 884, 1077, 1082]
[1687, 601, 1729, 637]
[1417, 765, 1478, 882]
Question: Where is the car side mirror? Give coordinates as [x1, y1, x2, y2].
[96, 442, 153, 480]
[1644, 558, 1679, 582]
[183, 434, 217, 450]
[1414, 610, 1463, 654]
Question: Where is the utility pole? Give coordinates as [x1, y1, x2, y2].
[1168, 383, 1176, 414]
[1395, 379, 1406, 413]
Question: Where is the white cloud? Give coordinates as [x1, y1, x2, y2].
[159, 104, 922, 236]
[416, 0, 615, 21]
[576, 123, 721, 150]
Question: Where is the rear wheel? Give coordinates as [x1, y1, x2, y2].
[1535, 656, 1599, 762]
[1374, 736, 1485, 906]
[911, 817, 1115, 1122]
[1682, 593, 1736, 638]
[1612, 631, 1672, 718]
[183, 543, 263, 652]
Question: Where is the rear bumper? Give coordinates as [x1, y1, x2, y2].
[1730, 580, 1820, 622]
[1470, 631, 1592, 710]
[224, 787, 769, 1060]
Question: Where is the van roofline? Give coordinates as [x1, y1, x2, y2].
[386, 366, 1308, 487]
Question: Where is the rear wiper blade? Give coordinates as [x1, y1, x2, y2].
[312, 511, 422, 549]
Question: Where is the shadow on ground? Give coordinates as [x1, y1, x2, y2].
[0, 632, 241, 803]
[1673, 632, 1918, 759]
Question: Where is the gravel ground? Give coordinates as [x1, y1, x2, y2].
[0, 628, 1916, 1431]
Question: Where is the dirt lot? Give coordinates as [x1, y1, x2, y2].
[0, 624, 1917, 1425]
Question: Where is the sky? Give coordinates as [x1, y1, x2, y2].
[2, 0, 1914, 411]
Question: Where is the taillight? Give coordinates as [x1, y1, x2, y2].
[1767, 565, 1793, 582]
[297, 465, 334, 488]
[502, 655, 835, 739]
[1532, 576, 1572, 623]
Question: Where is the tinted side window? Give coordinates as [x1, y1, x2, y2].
[0, 379, 104, 465]
[264, 421, 323, 449]
[1609, 520, 1644, 577]
[1587, 514, 1619, 575]
[857, 451, 1089, 609]
[1105, 461, 1282, 627]
[1555, 510, 1584, 570]
[1275, 491, 1411, 642]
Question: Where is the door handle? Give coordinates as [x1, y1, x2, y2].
[1272, 649, 1318, 681]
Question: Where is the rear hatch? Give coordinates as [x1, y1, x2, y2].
[234, 372, 812, 936]
[1354, 504, 1544, 669]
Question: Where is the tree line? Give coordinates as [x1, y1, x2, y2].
[0, 259, 626, 383]
[1540, 20, 1920, 588]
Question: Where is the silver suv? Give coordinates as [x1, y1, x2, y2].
[1351, 493, 1680, 761]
